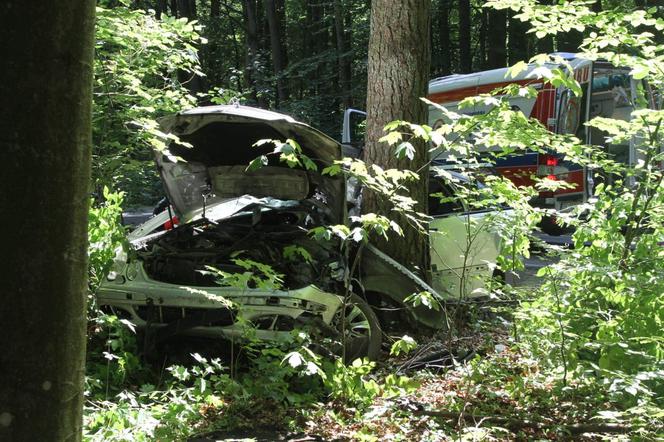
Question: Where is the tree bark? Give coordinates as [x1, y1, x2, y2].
[536, 0, 554, 54]
[437, 0, 451, 75]
[210, 0, 220, 17]
[458, 0, 471, 73]
[592, 0, 602, 13]
[556, 30, 583, 53]
[334, 0, 352, 108]
[176, 0, 205, 93]
[0, 1, 95, 440]
[478, 7, 488, 69]
[508, 11, 530, 65]
[264, 0, 289, 104]
[364, 0, 431, 275]
[242, 0, 266, 106]
[487, 8, 507, 69]
[176, 0, 193, 18]
[155, 0, 168, 18]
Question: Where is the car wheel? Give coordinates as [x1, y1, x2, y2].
[331, 293, 382, 362]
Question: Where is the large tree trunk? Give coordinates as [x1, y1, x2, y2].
[264, 0, 289, 105]
[458, 0, 471, 73]
[487, 8, 507, 69]
[364, 0, 431, 275]
[0, 1, 94, 440]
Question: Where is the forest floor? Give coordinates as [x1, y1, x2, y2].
[193, 319, 633, 441]
[191, 242, 642, 441]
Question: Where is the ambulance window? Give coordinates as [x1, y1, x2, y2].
[589, 68, 633, 167]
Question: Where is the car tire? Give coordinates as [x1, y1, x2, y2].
[332, 293, 382, 363]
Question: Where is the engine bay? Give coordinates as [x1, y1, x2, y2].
[137, 199, 343, 291]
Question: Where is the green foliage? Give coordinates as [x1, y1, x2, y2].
[205, 257, 285, 290]
[405, 291, 442, 312]
[390, 335, 418, 356]
[93, 4, 212, 206]
[88, 187, 127, 295]
[481, 0, 664, 429]
[86, 313, 146, 399]
[83, 2, 664, 439]
[248, 138, 318, 171]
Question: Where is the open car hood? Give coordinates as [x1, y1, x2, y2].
[156, 105, 343, 221]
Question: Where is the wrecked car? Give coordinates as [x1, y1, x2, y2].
[97, 105, 504, 361]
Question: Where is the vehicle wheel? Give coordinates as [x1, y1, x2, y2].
[331, 293, 382, 363]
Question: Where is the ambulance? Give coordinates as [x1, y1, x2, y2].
[344, 53, 646, 212]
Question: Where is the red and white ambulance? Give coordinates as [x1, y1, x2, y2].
[427, 53, 641, 210]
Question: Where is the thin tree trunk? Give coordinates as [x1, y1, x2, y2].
[479, 7, 488, 69]
[177, 0, 205, 93]
[592, 0, 602, 12]
[364, 0, 431, 275]
[487, 8, 507, 68]
[334, 0, 352, 108]
[458, 0, 471, 73]
[536, 0, 554, 54]
[155, 0, 168, 18]
[438, 0, 451, 75]
[0, 0, 95, 440]
[176, 0, 191, 17]
[242, 0, 263, 105]
[508, 11, 529, 64]
[210, 0, 219, 17]
[556, 30, 583, 53]
[265, 0, 289, 104]
[309, 0, 323, 96]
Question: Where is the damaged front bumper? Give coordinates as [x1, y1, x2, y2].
[97, 260, 344, 342]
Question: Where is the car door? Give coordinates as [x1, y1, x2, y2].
[428, 176, 502, 300]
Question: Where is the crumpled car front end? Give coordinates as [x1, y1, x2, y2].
[96, 105, 374, 355]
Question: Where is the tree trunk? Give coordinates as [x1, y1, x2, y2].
[334, 0, 352, 108]
[487, 8, 507, 69]
[536, 0, 554, 54]
[210, 0, 219, 17]
[364, 0, 431, 275]
[243, 0, 266, 106]
[556, 30, 583, 53]
[437, 0, 451, 75]
[508, 11, 530, 65]
[478, 7, 488, 69]
[0, 1, 94, 440]
[592, 0, 602, 13]
[170, 0, 178, 16]
[155, 0, 168, 18]
[176, 0, 205, 93]
[176, 0, 192, 18]
[458, 0, 471, 73]
[264, 0, 289, 105]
